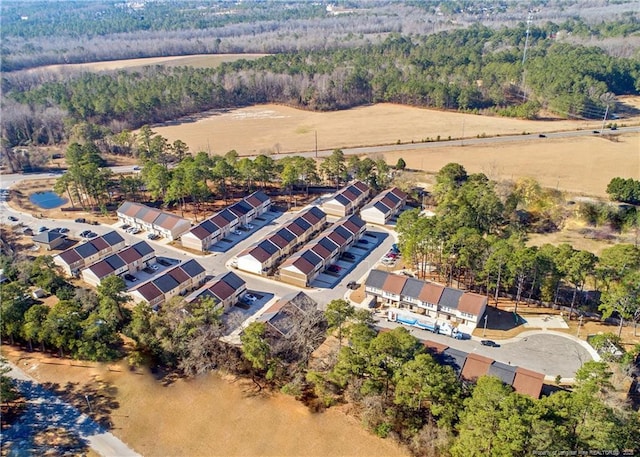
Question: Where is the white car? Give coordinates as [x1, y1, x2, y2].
[244, 294, 257, 302]
[150, 264, 159, 271]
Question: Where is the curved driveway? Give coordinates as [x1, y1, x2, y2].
[375, 319, 595, 380]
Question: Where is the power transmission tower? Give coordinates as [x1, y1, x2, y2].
[520, 11, 533, 102]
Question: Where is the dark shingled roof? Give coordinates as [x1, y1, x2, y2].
[221, 271, 245, 290]
[247, 246, 270, 262]
[440, 347, 467, 376]
[75, 242, 99, 259]
[488, 361, 517, 385]
[300, 250, 322, 267]
[104, 255, 126, 271]
[438, 288, 463, 309]
[401, 278, 425, 300]
[102, 231, 125, 246]
[308, 206, 326, 220]
[180, 259, 206, 278]
[333, 193, 351, 206]
[258, 240, 278, 255]
[275, 228, 296, 243]
[333, 225, 352, 241]
[33, 231, 65, 243]
[133, 241, 154, 257]
[318, 237, 339, 253]
[293, 217, 311, 231]
[365, 269, 388, 289]
[153, 274, 180, 293]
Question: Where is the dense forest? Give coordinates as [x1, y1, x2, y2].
[3, 24, 639, 150]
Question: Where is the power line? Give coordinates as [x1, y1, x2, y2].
[520, 11, 533, 102]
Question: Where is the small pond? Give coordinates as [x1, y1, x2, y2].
[29, 191, 67, 209]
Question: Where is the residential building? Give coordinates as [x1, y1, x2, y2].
[181, 191, 271, 252]
[360, 187, 408, 225]
[425, 341, 544, 399]
[130, 259, 207, 308]
[257, 292, 319, 338]
[236, 206, 326, 275]
[32, 230, 66, 251]
[54, 231, 126, 276]
[81, 241, 155, 287]
[321, 181, 370, 217]
[186, 271, 246, 312]
[279, 214, 365, 287]
[117, 202, 191, 240]
[364, 269, 488, 328]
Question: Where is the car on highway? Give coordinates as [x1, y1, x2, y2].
[593, 130, 600, 134]
[538, 134, 546, 138]
[8, 216, 18, 222]
[133, 166, 141, 171]
[480, 340, 500, 347]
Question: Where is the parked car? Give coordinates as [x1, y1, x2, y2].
[124, 274, 137, 282]
[327, 264, 341, 273]
[80, 230, 91, 238]
[364, 232, 377, 239]
[244, 294, 257, 302]
[480, 340, 500, 347]
[37, 226, 48, 232]
[8, 216, 18, 222]
[341, 252, 356, 260]
[149, 264, 159, 271]
[58, 227, 69, 233]
[347, 281, 359, 290]
[385, 252, 398, 259]
[233, 230, 242, 236]
[133, 166, 141, 171]
[157, 258, 172, 267]
[391, 243, 400, 253]
[357, 239, 369, 245]
[121, 224, 131, 230]
[86, 232, 98, 239]
[147, 233, 159, 240]
[128, 227, 141, 234]
[246, 223, 255, 229]
[74, 218, 86, 223]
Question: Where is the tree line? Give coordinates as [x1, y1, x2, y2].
[395, 163, 640, 332]
[4, 24, 639, 150]
[607, 176, 640, 205]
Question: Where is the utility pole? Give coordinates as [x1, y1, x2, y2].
[483, 315, 488, 337]
[315, 130, 318, 158]
[601, 104, 609, 132]
[520, 11, 533, 102]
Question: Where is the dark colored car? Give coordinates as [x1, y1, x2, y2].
[124, 274, 137, 282]
[341, 252, 356, 260]
[357, 239, 369, 245]
[538, 134, 546, 138]
[327, 264, 341, 273]
[480, 340, 500, 347]
[86, 232, 98, 239]
[157, 258, 172, 267]
[347, 281, 360, 290]
[75, 218, 86, 223]
[364, 232, 377, 239]
[8, 216, 18, 222]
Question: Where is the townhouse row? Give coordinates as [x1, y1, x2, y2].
[81, 241, 155, 287]
[365, 269, 488, 329]
[117, 202, 191, 240]
[181, 191, 271, 252]
[236, 206, 327, 275]
[321, 180, 370, 217]
[54, 231, 126, 276]
[279, 214, 366, 287]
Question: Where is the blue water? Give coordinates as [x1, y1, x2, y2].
[29, 191, 67, 209]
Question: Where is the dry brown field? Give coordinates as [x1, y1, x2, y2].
[27, 53, 268, 73]
[2, 348, 408, 457]
[150, 102, 640, 196]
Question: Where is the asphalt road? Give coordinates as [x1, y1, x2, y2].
[374, 319, 594, 379]
[3, 361, 141, 457]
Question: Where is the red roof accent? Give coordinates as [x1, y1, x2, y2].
[457, 293, 487, 317]
[512, 367, 545, 399]
[383, 275, 407, 294]
[418, 283, 445, 304]
[461, 353, 493, 381]
[90, 238, 109, 251]
[169, 266, 190, 284]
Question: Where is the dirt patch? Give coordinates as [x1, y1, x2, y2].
[2, 348, 408, 457]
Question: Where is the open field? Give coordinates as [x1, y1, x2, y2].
[151, 102, 640, 196]
[26, 53, 268, 73]
[1, 348, 408, 457]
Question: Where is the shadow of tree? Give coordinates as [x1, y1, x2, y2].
[42, 378, 119, 429]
